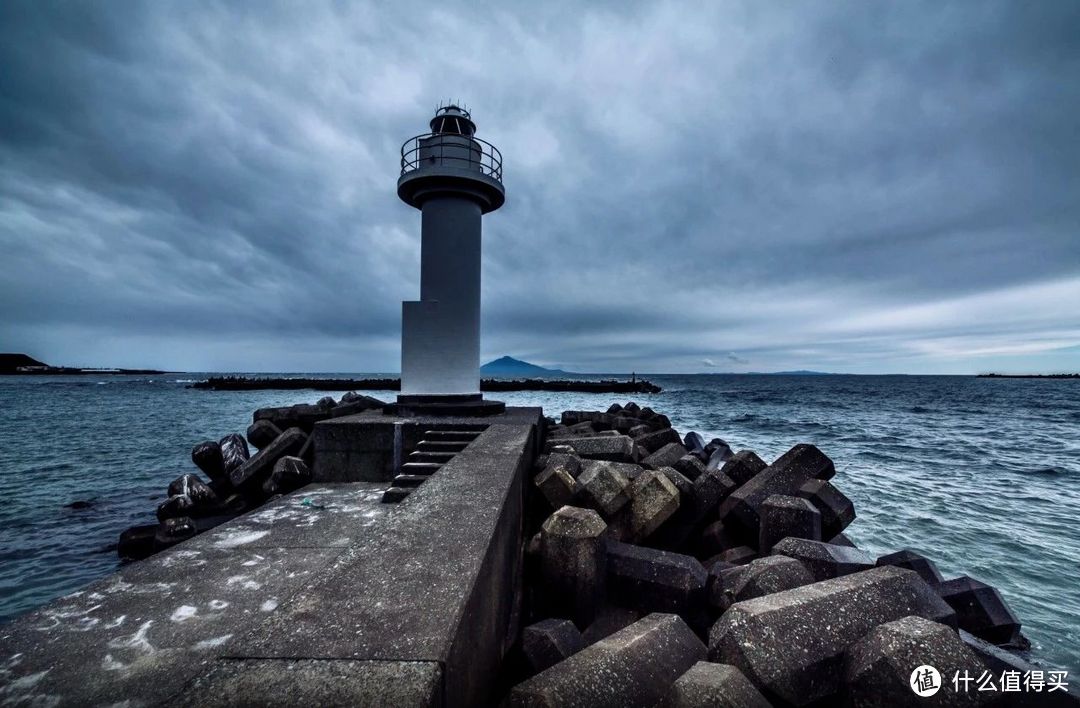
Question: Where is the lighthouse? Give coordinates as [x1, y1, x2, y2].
[395, 104, 506, 415]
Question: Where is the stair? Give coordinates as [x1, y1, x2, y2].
[380, 426, 489, 503]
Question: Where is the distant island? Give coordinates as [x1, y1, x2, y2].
[480, 356, 574, 376]
[0, 353, 167, 376]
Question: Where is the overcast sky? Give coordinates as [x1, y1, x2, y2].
[1, 2, 1078, 374]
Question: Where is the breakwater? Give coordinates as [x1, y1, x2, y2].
[191, 376, 662, 393]
[2, 393, 1076, 706]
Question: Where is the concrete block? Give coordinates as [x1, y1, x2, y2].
[698, 519, 741, 558]
[797, 478, 855, 538]
[607, 541, 707, 617]
[191, 440, 226, 482]
[937, 576, 1025, 647]
[659, 661, 770, 708]
[876, 549, 944, 586]
[246, 419, 282, 450]
[541, 506, 608, 627]
[771, 537, 875, 581]
[559, 435, 636, 462]
[709, 566, 957, 706]
[522, 618, 586, 674]
[582, 606, 643, 645]
[576, 461, 632, 517]
[718, 546, 757, 565]
[758, 494, 822, 552]
[703, 439, 735, 472]
[508, 613, 706, 708]
[264, 455, 311, 495]
[690, 468, 738, 523]
[218, 433, 250, 475]
[719, 450, 767, 485]
[229, 427, 307, 494]
[644, 442, 689, 470]
[683, 431, 706, 454]
[534, 460, 581, 511]
[623, 469, 680, 542]
[636, 426, 682, 453]
[673, 453, 706, 481]
[844, 615, 991, 707]
[828, 532, 857, 547]
[710, 556, 815, 612]
[719, 444, 834, 537]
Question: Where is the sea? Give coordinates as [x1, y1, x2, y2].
[0, 373, 1077, 674]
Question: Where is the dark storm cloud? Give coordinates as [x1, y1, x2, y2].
[1, 1, 1078, 373]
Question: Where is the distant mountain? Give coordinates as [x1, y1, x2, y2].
[766, 370, 833, 375]
[0, 353, 49, 373]
[481, 356, 572, 376]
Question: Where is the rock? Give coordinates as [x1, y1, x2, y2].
[623, 401, 641, 414]
[621, 470, 680, 542]
[267, 455, 312, 495]
[191, 440, 226, 481]
[644, 442, 689, 470]
[638, 406, 657, 421]
[557, 435, 636, 463]
[709, 566, 957, 706]
[167, 474, 219, 506]
[606, 541, 707, 617]
[719, 450, 767, 485]
[154, 516, 196, 550]
[758, 494, 822, 552]
[522, 619, 586, 674]
[936, 576, 1025, 647]
[797, 479, 855, 538]
[540, 506, 608, 627]
[876, 549, 944, 586]
[636, 427, 682, 453]
[606, 403, 624, 415]
[229, 427, 307, 494]
[672, 454, 706, 481]
[218, 433, 250, 475]
[534, 459, 581, 511]
[576, 461, 632, 517]
[710, 556, 815, 612]
[508, 613, 706, 708]
[719, 444, 834, 538]
[315, 395, 337, 409]
[844, 615, 991, 707]
[771, 537, 875, 581]
[683, 432, 706, 454]
[117, 524, 157, 560]
[659, 661, 771, 708]
[582, 606, 643, 645]
[246, 419, 283, 450]
[156, 494, 194, 522]
[650, 413, 673, 430]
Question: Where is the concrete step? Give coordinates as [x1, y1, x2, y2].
[422, 430, 483, 442]
[393, 474, 430, 488]
[416, 440, 470, 453]
[381, 487, 411, 504]
[401, 462, 442, 476]
[408, 451, 456, 464]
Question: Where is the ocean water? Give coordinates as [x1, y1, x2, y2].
[0, 374, 1077, 673]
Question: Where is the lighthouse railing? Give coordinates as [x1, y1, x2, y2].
[400, 133, 503, 181]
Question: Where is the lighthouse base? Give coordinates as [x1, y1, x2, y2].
[386, 393, 506, 418]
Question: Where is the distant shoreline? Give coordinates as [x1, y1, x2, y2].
[977, 373, 1080, 379]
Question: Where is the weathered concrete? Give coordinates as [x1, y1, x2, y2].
[1, 419, 540, 708]
[709, 566, 956, 706]
[0, 483, 387, 707]
[659, 661, 771, 708]
[312, 406, 541, 482]
[508, 613, 706, 707]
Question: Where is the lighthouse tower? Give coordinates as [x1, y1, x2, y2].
[395, 104, 505, 415]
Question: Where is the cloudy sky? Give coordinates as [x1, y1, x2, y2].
[1, 2, 1078, 374]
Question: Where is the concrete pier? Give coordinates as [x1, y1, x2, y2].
[0, 418, 540, 707]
